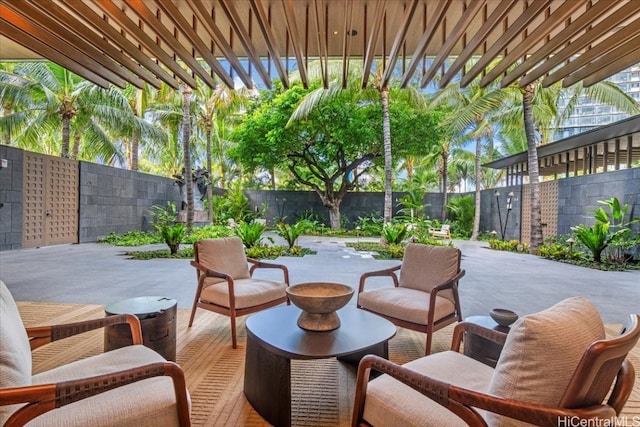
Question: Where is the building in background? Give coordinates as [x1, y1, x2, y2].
[556, 65, 640, 140]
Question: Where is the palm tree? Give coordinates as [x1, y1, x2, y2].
[498, 79, 639, 252]
[181, 85, 194, 230]
[193, 82, 253, 221]
[430, 75, 509, 239]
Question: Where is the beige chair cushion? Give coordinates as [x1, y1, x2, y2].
[24, 345, 187, 427]
[363, 350, 494, 427]
[486, 296, 605, 427]
[201, 277, 287, 309]
[0, 281, 33, 422]
[358, 288, 455, 325]
[197, 237, 251, 284]
[399, 244, 459, 294]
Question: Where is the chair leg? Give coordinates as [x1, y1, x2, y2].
[230, 313, 237, 349]
[425, 328, 433, 356]
[188, 301, 198, 327]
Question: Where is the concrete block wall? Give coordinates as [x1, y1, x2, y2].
[0, 146, 23, 250]
[79, 162, 181, 243]
[558, 168, 640, 236]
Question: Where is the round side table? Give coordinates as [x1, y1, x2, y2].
[463, 315, 512, 368]
[104, 296, 177, 361]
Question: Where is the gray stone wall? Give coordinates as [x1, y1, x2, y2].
[558, 168, 640, 236]
[79, 162, 181, 243]
[0, 146, 23, 250]
[479, 186, 523, 241]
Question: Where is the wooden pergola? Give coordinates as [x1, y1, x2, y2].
[484, 115, 640, 183]
[1, 0, 640, 91]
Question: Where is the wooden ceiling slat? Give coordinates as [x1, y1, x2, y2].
[58, 0, 179, 90]
[543, 18, 640, 87]
[479, 0, 587, 87]
[0, 3, 126, 88]
[29, 0, 161, 89]
[416, 0, 486, 88]
[341, 0, 355, 88]
[92, 0, 197, 88]
[567, 34, 640, 87]
[154, 0, 249, 89]
[460, 0, 552, 88]
[249, 0, 288, 88]
[216, 0, 271, 88]
[517, 1, 640, 87]
[0, 10, 111, 88]
[120, 0, 224, 88]
[501, 0, 612, 87]
[13, 0, 144, 89]
[380, 0, 418, 87]
[312, 0, 329, 88]
[439, 0, 518, 88]
[281, 0, 308, 88]
[361, 0, 385, 88]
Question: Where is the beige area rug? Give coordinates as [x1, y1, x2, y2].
[16, 302, 640, 427]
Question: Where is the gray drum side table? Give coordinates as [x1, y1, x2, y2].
[104, 296, 177, 361]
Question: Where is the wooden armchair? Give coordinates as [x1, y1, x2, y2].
[189, 237, 289, 348]
[358, 244, 465, 355]
[0, 281, 190, 427]
[429, 224, 451, 239]
[352, 297, 639, 427]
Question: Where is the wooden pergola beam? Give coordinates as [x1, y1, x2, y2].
[58, 0, 180, 90]
[517, 1, 639, 87]
[92, 0, 197, 88]
[439, 0, 518, 88]
[29, 0, 162, 89]
[154, 0, 251, 89]
[581, 40, 640, 87]
[460, 0, 552, 88]
[479, 0, 587, 87]
[312, 0, 329, 88]
[217, 0, 272, 88]
[120, 0, 224, 88]
[543, 18, 640, 87]
[341, 0, 355, 88]
[249, 0, 288, 88]
[381, 0, 418, 87]
[417, 0, 485, 88]
[361, 0, 385, 88]
[0, 7, 111, 88]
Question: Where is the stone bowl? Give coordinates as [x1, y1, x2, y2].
[490, 308, 519, 327]
[285, 282, 355, 331]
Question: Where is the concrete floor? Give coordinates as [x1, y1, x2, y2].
[1, 235, 638, 324]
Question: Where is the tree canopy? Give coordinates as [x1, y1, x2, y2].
[231, 83, 446, 228]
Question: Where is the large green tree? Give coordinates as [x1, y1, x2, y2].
[232, 84, 442, 229]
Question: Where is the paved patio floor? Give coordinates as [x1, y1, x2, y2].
[1, 235, 638, 323]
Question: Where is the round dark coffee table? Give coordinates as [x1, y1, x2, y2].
[244, 305, 396, 427]
[104, 296, 177, 361]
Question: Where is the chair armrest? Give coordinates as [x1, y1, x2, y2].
[353, 354, 617, 427]
[26, 314, 143, 350]
[0, 362, 191, 427]
[431, 269, 465, 294]
[247, 258, 290, 284]
[358, 265, 401, 293]
[450, 321, 508, 352]
[190, 260, 231, 281]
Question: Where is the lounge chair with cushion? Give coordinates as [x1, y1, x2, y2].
[430, 224, 451, 239]
[352, 296, 639, 427]
[0, 280, 191, 427]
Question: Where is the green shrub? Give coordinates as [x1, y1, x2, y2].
[353, 211, 384, 236]
[234, 221, 266, 248]
[183, 224, 233, 244]
[381, 223, 409, 245]
[488, 239, 528, 253]
[275, 222, 303, 249]
[99, 230, 162, 246]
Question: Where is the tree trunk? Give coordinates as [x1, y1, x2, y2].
[206, 123, 213, 223]
[2, 106, 12, 145]
[182, 86, 194, 231]
[71, 132, 80, 160]
[130, 127, 139, 171]
[381, 86, 393, 224]
[329, 205, 341, 230]
[522, 83, 543, 253]
[440, 149, 449, 221]
[61, 114, 71, 158]
[471, 136, 482, 240]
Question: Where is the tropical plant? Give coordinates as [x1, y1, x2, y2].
[381, 222, 409, 245]
[396, 188, 427, 222]
[446, 195, 475, 238]
[149, 202, 184, 255]
[234, 221, 266, 248]
[275, 222, 303, 249]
